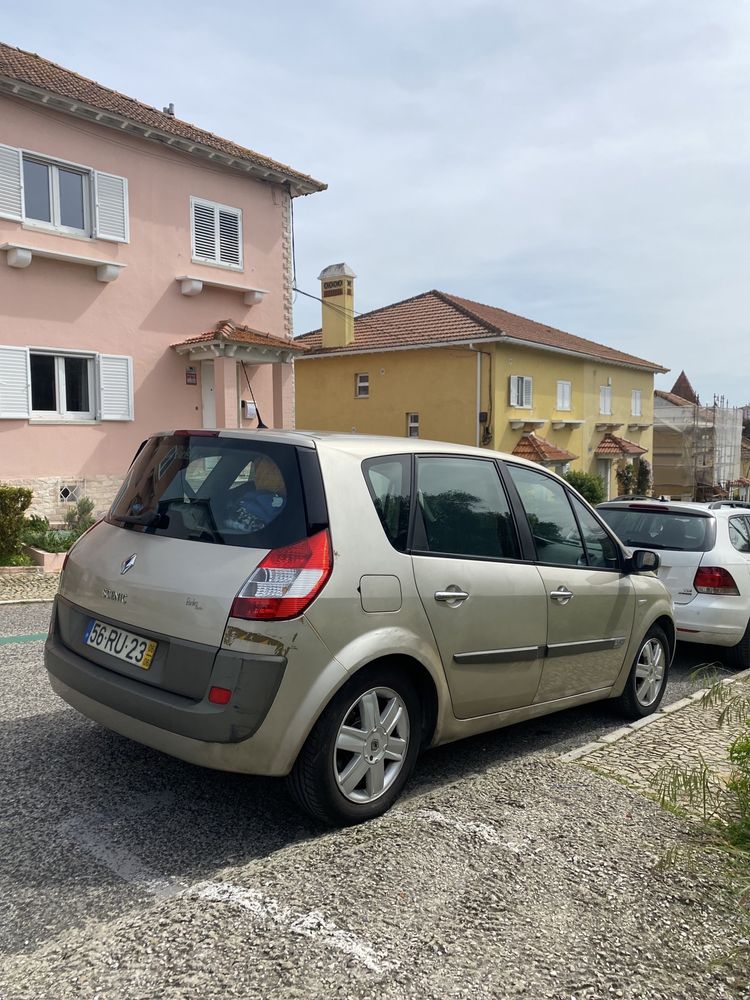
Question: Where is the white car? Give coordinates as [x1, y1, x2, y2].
[598, 499, 750, 668]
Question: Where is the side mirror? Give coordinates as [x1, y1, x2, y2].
[631, 549, 660, 573]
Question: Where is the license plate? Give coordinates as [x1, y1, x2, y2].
[84, 619, 157, 670]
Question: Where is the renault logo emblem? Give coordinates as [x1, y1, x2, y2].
[121, 553, 137, 575]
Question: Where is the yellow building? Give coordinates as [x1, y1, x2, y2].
[295, 268, 668, 499]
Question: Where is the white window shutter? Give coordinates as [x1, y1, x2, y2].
[0, 346, 30, 418]
[523, 377, 533, 407]
[192, 200, 217, 261]
[97, 354, 133, 420]
[218, 208, 242, 266]
[94, 171, 129, 242]
[509, 375, 519, 406]
[0, 144, 23, 221]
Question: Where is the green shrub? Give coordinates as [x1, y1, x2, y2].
[0, 552, 33, 567]
[563, 470, 605, 506]
[64, 497, 96, 538]
[636, 458, 652, 497]
[615, 460, 636, 496]
[22, 515, 50, 549]
[0, 485, 33, 560]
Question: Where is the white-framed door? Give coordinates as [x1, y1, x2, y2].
[596, 459, 611, 500]
[201, 360, 216, 428]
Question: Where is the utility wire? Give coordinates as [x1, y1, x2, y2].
[293, 285, 364, 318]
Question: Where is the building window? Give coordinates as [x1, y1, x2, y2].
[22, 155, 89, 235]
[191, 197, 243, 269]
[406, 412, 420, 437]
[30, 353, 95, 420]
[355, 373, 369, 398]
[631, 389, 642, 417]
[599, 385, 613, 415]
[0, 345, 134, 423]
[509, 375, 533, 408]
[556, 380, 572, 411]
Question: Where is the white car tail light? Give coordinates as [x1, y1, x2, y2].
[230, 529, 332, 621]
[693, 566, 739, 596]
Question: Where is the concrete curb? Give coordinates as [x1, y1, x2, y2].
[559, 667, 750, 763]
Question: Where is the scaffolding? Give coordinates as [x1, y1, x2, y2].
[653, 394, 742, 500]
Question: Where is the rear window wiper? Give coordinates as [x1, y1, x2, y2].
[112, 512, 165, 527]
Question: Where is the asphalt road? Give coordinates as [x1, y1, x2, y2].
[0, 602, 745, 1000]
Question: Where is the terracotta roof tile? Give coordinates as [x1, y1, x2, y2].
[0, 43, 325, 193]
[511, 433, 578, 464]
[172, 320, 307, 351]
[655, 389, 696, 407]
[297, 290, 667, 372]
[594, 433, 648, 457]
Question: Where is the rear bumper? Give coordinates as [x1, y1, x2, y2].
[674, 596, 748, 648]
[45, 598, 286, 744]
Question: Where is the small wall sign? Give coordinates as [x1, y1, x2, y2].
[185, 366, 197, 385]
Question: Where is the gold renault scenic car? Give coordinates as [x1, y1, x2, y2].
[45, 430, 674, 825]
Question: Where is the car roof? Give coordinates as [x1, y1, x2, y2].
[154, 428, 553, 473]
[598, 499, 750, 518]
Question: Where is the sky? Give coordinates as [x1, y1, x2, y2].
[3, 0, 749, 404]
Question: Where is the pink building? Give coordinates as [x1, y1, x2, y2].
[0, 43, 325, 518]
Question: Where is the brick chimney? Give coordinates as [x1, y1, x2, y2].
[318, 263, 356, 347]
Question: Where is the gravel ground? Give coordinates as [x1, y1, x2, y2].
[0, 603, 748, 1000]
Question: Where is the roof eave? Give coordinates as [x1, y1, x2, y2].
[0, 77, 326, 196]
[297, 332, 668, 372]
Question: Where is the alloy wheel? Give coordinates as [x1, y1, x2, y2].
[634, 637, 666, 707]
[334, 686, 410, 803]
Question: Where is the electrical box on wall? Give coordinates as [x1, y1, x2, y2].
[242, 400, 257, 420]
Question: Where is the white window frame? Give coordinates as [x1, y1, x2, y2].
[599, 385, 613, 416]
[509, 375, 533, 408]
[22, 152, 91, 237]
[0, 144, 128, 242]
[30, 350, 96, 421]
[190, 196, 243, 270]
[631, 389, 642, 417]
[556, 380, 572, 411]
[407, 412, 420, 437]
[355, 372, 369, 398]
[0, 346, 134, 423]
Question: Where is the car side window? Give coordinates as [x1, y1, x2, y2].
[362, 455, 411, 552]
[569, 495, 620, 569]
[506, 464, 585, 566]
[729, 516, 750, 553]
[414, 456, 520, 559]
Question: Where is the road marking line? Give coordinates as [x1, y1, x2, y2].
[0, 632, 48, 645]
[417, 808, 527, 853]
[192, 882, 395, 974]
[59, 798, 395, 975]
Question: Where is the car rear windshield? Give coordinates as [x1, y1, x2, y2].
[107, 434, 312, 549]
[598, 507, 714, 552]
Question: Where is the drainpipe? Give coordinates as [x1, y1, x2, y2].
[468, 344, 493, 447]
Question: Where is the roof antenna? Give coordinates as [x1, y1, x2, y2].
[241, 362, 268, 429]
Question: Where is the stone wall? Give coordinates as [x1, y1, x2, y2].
[3, 475, 123, 522]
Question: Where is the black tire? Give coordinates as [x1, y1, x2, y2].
[287, 664, 422, 826]
[726, 621, 750, 671]
[614, 625, 670, 720]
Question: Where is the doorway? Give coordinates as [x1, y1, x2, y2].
[201, 361, 216, 428]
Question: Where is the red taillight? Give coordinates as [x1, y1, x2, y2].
[230, 529, 333, 621]
[694, 566, 739, 596]
[208, 686, 232, 705]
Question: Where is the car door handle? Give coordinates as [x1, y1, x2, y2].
[434, 590, 470, 603]
[550, 587, 574, 604]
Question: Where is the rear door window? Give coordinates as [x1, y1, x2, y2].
[729, 516, 750, 553]
[108, 434, 310, 549]
[413, 456, 520, 559]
